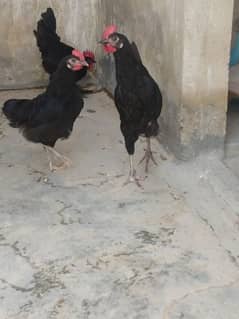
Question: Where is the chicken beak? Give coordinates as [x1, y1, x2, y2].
[81, 61, 89, 67]
[98, 39, 108, 45]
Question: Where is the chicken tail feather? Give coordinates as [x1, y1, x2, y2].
[33, 7, 60, 54]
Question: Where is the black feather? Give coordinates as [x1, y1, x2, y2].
[41, 8, 57, 32]
[33, 7, 88, 81]
[2, 56, 84, 148]
[131, 41, 142, 64]
[113, 33, 162, 155]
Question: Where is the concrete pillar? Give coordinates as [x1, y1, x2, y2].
[178, 0, 234, 159]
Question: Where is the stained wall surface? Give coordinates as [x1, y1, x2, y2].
[0, 0, 99, 89]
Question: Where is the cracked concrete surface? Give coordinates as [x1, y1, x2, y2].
[0, 90, 239, 318]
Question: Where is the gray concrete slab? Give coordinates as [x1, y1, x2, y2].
[0, 90, 239, 319]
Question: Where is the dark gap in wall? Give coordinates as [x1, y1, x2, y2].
[225, 0, 239, 174]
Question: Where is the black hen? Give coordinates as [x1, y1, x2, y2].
[34, 7, 95, 81]
[100, 25, 162, 186]
[3, 53, 88, 171]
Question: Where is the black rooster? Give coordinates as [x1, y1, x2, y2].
[34, 7, 95, 81]
[99, 25, 162, 186]
[2, 51, 88, 171]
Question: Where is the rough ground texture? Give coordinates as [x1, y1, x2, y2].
[0, 90, 239, 319]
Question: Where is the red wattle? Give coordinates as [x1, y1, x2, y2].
[104, 44, 117, 53]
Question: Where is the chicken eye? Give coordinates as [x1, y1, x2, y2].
[111, 34, 118, 42]
[71, 58, 77, 63]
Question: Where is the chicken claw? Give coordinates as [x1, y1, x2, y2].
[123, 155, 144, 188]
[44, 146, 72, 171]
[138, 138, 158, 173]
[124, 169, 143, 188]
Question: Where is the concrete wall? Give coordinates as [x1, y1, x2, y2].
[0, 0, 99, 89]
[98, 0, 234, 159]
[179, 0, 233, 158]
[232, 0, 239, 45]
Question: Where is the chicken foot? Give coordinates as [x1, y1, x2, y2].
[43, 146, 72, 171]
[138, 138, 158, 173]
[124, 155, 143, 188]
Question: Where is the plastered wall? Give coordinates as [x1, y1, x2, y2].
[0, 0, 99, 89]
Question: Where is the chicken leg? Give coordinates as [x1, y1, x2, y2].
[43, 146, 54, 171]
[138, 138, 157, 173]
[124, 155, 142, 188]
[43, 146, 72, 171]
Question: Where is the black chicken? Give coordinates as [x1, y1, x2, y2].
[99, 25, 162, 186]
[2, 51, 88, 171]
[34, 7, 95, 81]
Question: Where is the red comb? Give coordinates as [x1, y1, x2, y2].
[102, 25, 117, 39]
[83, 50, 95, 60]
[72, 49, 85, 60]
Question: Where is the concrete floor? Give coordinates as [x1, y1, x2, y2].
[0, 89, 239, 319]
